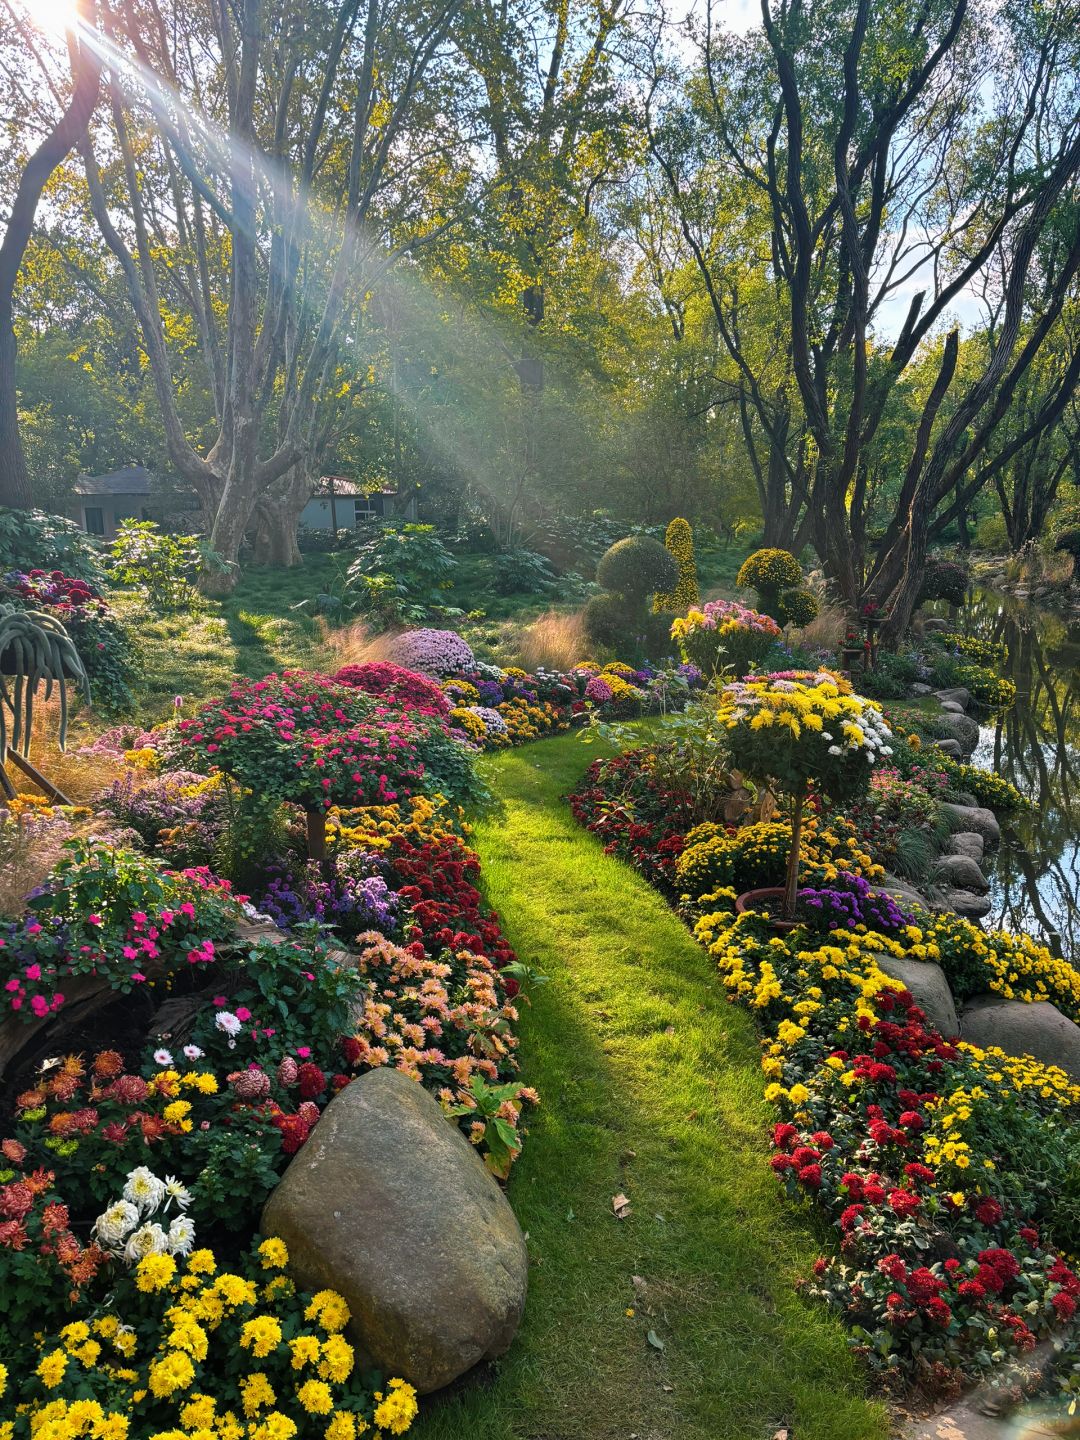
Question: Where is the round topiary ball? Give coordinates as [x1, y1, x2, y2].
[596, 536, 678, 601]
[737, 547, 803, 593]
[777, 588, 820, 627]
[583, 591, 634, 651]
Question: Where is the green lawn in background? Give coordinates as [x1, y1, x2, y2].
[415, 732, 888, 1440]
[111, 557, 342, 721]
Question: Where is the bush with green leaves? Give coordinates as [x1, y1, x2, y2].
[0, 507, 105, 587]
[595, 535, 677, 600]
[586, 536, 677, 658]
[854, 649, 924, 700]
[489, 546, 558, 596]
[345, 521, 458, 625]
[109, 519, 205, 610]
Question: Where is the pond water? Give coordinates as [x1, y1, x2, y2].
[943, 588, 1080, 961]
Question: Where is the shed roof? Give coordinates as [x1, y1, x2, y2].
[73, 466, 155, 496]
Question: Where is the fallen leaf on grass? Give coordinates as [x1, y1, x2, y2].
[612, 1192, 632, 1219]
[646, 1330, 665, 1351]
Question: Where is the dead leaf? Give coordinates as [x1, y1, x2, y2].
[646, 1329, 665, 1351]
[612, 1192, 632, 1219]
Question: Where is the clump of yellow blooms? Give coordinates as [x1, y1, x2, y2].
[16, 1239, 419, 1440]
[447, 707, 488, 744]
[653, 517, 699, 611]
[330, 793, 463, 852]
[677, 815, 881, 901]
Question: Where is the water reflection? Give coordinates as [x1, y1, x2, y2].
[945, 589, 1080, 960]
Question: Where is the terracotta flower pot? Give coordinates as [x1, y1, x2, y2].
[734, 886, 800, 932]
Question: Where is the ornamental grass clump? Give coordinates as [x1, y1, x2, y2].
[717, 672, 893, 917]
[670, 598, 781, 676]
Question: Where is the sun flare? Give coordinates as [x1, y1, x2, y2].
[26, 0, 80, 35]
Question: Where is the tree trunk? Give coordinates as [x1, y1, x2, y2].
[783, 787, 805, 920]
[0, 305, 31, 508]
[201, 478, 256, 595]
[305, 808, 327, 864]
[0, 8, 101, 508]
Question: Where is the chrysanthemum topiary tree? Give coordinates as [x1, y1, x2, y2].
[737, 548, 819, 629]
[717, 672, 892, 917]
[653, 518, 699, 612]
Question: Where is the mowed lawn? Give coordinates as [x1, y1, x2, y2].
[415, 733, 888, 1440]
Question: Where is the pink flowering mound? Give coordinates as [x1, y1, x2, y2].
[391, 627, 475, 677]
[334, 661, 451, 718]
[173, 670, 428, 811]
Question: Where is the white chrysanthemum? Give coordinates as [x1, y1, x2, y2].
[123, 1166, 166, 1214]
[167, 1215, 196, 1256]
[827, 745, 843, 756]
[215, 1010, 242, 1037]
[153, 1048, 173, 1066]
[123, 1221, 169, 1263]
[182, 1044, 204, 1060]
[163, 1175, 192, 1210]
[92, 1199, 140, 1247]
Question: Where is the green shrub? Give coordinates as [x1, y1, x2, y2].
[973, 513, 1009, 551]
[0, 507, 105, 587]
[1053, 527, 1080, 562]
[109, 520, 204, 610]
[345, 522, 458, 625]
[490, 547, 557, 596]
[595, 536, 677, 601]
[583, 591, 634, 651]
[855, 650, 923, 700]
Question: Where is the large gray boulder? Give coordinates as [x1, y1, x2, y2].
[874, 954, 959, 1037]
[880, 874, 931, 910]
[946, 832, 985, 862]
[936, 888, 992, 919]
[960, 997, 1080, 1081]
[262, 1067, 528, 1393]
[934, 738, 964, 758]
[942, 803, 1000, 844]
[931, 853, 989, 892]
[936, 712, 981, 756]
[934, 686, 972, 708]
[939, 700, 966, 715]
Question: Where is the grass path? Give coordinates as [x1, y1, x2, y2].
[417, 733, 888, 1440]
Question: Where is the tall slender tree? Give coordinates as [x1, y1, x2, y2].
[0, 0, 101, 508]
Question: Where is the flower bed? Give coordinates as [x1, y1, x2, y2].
[568, 691, 1080, 1397]
[0, 655, 548, 1432]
